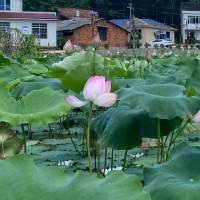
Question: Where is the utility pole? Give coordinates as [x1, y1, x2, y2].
[88, 12, 98, 40]
[127, 3, 132, 41]
[132, 5, 135, 54]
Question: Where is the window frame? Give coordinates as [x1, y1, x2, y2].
[0, 22, 10, 31]
[0, 0, 10, 11]
[98, 27, 107, 41]
[32, 23, 47, 39]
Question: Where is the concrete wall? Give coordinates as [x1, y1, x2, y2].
[10, 0, 22, 12]
[0, 19, 57, 47]
[182, 11, 200, 42]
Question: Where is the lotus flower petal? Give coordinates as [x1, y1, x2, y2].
[83, 76, 106, 102]
[93, 93, 117, 107]
[192, 110, 200, 123]
[65, 95, 88, 107]
[146, 51, 151, 62]
[105, 80, 111, 93]
[91, 32, 101, 49]
[63, 39, 73, 52]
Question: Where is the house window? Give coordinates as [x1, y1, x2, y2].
[0, 0, 10, 10]
[135, 29, 142, 39]
[98, 27, 107, 41]
[188, 16, 200, 24]
[0, 22, 10, 31]
[166, 32, 170, 38]
[32, 23, 47, 39]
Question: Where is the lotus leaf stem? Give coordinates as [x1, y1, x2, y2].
[66, 115, 83, 157]
[157, 118, 161, 164]
[103, 147, 107, 175]
[166, 120, 189, 161]
[96, 105, 100, 171]
[166, 131, 174, 162]
[162, 135, 169, 163]
[160, 137, 164, 163]
[111, 148, 114, 170]
[48, 124, 54, 138]
[87, 102, 93, 175]
[123, 150, 128, 172]
[93, 49, 96, 75]
[2, 142, 4, 158]
[21, 124, 27, 153]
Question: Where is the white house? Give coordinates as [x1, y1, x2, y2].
[0, 0, 58, 47]
[181, 2, 200, 43]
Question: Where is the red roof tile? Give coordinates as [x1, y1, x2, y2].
[0, 12, 58, 20]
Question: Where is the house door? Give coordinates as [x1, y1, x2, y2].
[188, 31, 195, 39]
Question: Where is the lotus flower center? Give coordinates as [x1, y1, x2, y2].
[190, 179, 194, 182]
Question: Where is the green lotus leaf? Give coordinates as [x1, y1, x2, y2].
[49, 51, 104, 78]
[10, 78, 68, 99]
[0, 154, 151, 200]
[49, 51, 119, 93]
[185, 67, 200, 92]
[0, 126, 15, 143]
[0, 134, 23, 159]
[91, 104, 183, 150]
[1, 64, 31, 78]
[116, 84, 200, 119]
[174, 59, 199, 80]
[115, 79, 145, 88]
[144, 142, 200, 200]
[143, 67, 181, 85]
[151, 62, 177, 75]
[34, 55, 54, 67]
[151, 56, 177, 65]
[0, 80, 71, 126]
[8, 75, 36, 91]
[25, 64, 48, 74]
[0, 54, 19, 64]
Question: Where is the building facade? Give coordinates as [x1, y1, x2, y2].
[110, 18, 177, 46]
[181, 2, 200, 43]
[57, 18, 129, 47]
[0, 0, 58, 47]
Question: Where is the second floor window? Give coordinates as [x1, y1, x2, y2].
[0, 0, 10, 11]
[188, 16, 200, 24]
[32, 23, 47, 39]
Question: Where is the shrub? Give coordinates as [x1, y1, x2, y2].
[154, 44, 159, 49]
[160, 44, 165, 48]
[184, 44, 188, 49]
[196, 45, 200, 49]
[188, 38, 195, 44]
[169, 44, 173, 49]
[125, 41, 133, 49]
[103, 43, 109, 50]
[144, 42, 150, 48]
[176, 44, 181, 49]
[135, 40, 142, 48]
[80, 44, 88, 50]
[57, 37, 67, 50]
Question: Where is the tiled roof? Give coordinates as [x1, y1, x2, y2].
[141, 19, 174, 29]
[110, 19, 146, 26]
[0, 12, 58, 20]
[181, 2, 200, 11]
[110, 18, 174, 29]
[57, 18, 101, 31]
[58, 8, 95, 19]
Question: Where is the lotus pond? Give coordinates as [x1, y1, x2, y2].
[1, 50, 200, 200]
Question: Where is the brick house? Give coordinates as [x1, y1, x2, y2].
[57, 18, 129, 47]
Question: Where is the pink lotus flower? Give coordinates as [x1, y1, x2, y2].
[117, 52, 119, 54]
[63, 39, 73, 53]
[65, 76, 117, 107]
[146, 51, 151, 62]
[91, 32, 101, 49]
[187, 110, 200, 123]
